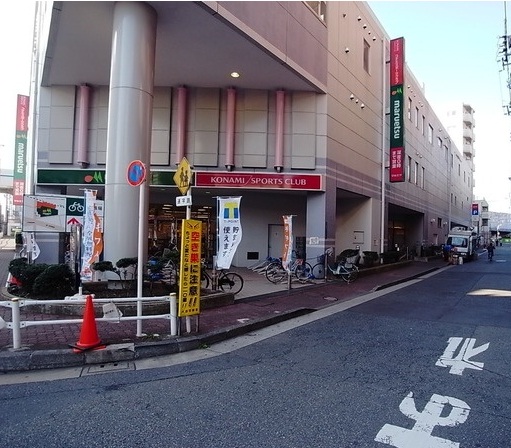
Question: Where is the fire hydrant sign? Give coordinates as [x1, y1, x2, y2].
[178, 219, 202, 317]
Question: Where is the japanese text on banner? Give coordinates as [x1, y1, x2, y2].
[282, 215, 293, 272]
[216, 197, 242, 269]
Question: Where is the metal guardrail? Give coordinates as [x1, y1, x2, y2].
[0, 293, 178, 350]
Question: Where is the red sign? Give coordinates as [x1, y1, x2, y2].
[126, 160, 146, 187]
[13, 94, 30, 205]
[389, 147, 405, 182]
[390, 37, 404, 86]
[195, 172, 323, 191]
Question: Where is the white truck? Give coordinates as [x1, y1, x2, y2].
[446, 227, 478, 262]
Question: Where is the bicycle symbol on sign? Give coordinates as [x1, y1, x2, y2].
[68, 202, 84, 213]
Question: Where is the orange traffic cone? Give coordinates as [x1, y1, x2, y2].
[71, 295, 105, 353]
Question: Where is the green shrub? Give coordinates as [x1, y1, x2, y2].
[20, 263, 49, 293]
[380, 251, 400, 264]
[91, 261, 116, 273]
[32, 264, 75, 298]
[363, 251, 379, 261]
[116, 257, 138, 269]
[8, 257, 28, 280]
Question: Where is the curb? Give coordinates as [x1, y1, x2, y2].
[0, 308, 312, 372]
[0, 260, 448, 373]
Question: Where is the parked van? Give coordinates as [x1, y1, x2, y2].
[446, 227, 478, 261]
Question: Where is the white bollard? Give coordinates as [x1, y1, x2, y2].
[11, 298, 21, 350]
[170, 292, 177, 336]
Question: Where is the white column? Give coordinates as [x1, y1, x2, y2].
[104, 2, 156, 262]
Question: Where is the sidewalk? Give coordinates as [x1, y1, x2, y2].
[0, 238, 449, 372]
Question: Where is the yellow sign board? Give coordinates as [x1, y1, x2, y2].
[178, 219, 202, 317]
[173, 157, 192, 196]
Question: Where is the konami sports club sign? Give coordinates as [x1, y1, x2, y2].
[37, 169, 323, 191]
[195, 172, 323, 191]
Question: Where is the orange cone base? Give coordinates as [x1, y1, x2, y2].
[72, 294, 105, 353]
[70, 342, 107, 353]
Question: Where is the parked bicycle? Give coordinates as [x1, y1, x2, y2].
[201, 263, 244, 295]
[265, 253, 313, 284]
[312, 248, 359, 283]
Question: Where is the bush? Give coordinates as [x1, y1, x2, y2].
[32, 264, 75, 298]
[91, 261, 116, 273]
[380, 251, 400, 264]
[20, 263, 49, 294]
[363, 251, 379, 261]
[8, 257, 29, 281]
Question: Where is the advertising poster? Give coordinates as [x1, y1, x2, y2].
[216, 197, 242, 269]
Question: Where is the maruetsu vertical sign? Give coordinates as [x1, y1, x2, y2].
[13, 94, 30, 205]
[389, 37, 405, 183]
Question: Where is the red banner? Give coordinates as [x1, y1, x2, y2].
[390, 38, 404, 86]
[389, 147, 405, 182]
[195, 172, 323, 191]
[13, 94, 30, 205]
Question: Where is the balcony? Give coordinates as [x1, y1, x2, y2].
[463, 143, 474, 157]
[463, 110, 474, 125]
[463, 127, 474, 140]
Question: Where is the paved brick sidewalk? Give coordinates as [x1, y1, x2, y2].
[0, 237, 449, 372]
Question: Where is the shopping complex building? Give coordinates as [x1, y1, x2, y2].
[24, 1, 474, 266]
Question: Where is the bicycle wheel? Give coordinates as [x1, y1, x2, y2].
[295, 261, 313, 282]
[219, 272, 244, 295]
[341, 265, 359, 283]
[312, 263, 325, 280]
[265, 261, 287, 284]
[201, 269, 210, 289]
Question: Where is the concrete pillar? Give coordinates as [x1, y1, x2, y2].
[104, 2, 156, 263]
[306, 176, 336, 261]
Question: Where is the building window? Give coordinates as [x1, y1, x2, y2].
[415, 107, 419, 128]
[407, 156, 412, 182]
[408, 98, 412, 120]
[428, 124, 433, 144]
[437, 137, 442, 148]
[421, 115, 425, 135]
[421, 167, 425, 189]
[363, 39, 370, 73]
[306, 1, 327, 22]
[414, 161, 419, 184]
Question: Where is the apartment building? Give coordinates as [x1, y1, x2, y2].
[26, 1, 473, 266]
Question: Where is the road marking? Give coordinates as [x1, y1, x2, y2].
[436, 337, 489, 375]
[375, 392, 470, 448]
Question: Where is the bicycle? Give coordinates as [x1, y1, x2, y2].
[265, 254, 313, 284]
[312, 248, 359, 283]
[201, 264, 244, 295]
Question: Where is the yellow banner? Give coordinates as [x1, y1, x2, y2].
[178, 219, 202, 317]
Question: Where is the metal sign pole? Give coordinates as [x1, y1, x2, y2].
[136, 179, 145, 337]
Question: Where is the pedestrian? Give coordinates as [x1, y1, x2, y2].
[442, 243, 451, 261]
[487, 241, 495, 261]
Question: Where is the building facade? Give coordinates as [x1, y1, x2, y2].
[26, 1, 474, 267]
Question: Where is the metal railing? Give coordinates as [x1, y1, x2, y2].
[0, 293, 178, 350]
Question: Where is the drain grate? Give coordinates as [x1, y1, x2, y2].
[82, 361, 135, 376]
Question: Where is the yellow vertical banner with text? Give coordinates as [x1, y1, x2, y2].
[178, 219, 202, 317]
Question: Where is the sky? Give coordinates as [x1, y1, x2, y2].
[0, 2, 35, 172]
[0, 1, 510, 212]
[369, 1, 511, 212]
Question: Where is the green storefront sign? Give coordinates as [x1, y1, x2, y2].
[37, 169, 178, 187]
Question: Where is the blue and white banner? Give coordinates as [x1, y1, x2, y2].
[216, 197, 242, 269]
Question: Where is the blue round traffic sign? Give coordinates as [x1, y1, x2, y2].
[126, 160, 146, 187]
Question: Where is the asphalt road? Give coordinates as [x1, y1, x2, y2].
[0, 245, 510, 447]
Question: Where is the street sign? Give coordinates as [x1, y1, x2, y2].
[176, 195, 192, 207]
[173, 157, 192, 195]
[126, 160, 146, 187]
